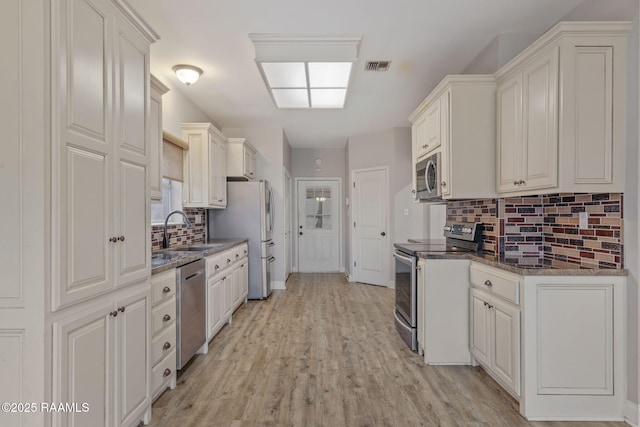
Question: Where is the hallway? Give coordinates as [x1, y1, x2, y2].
[148, 274, 627, 427]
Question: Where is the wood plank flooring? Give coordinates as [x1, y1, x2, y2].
[148, 273, 627, 427]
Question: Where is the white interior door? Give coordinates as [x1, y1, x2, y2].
[298, 180, 340, 272]
[284, 170, 292, 280]
[352, 167, 388, 286]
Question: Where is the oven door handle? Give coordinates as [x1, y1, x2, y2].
[393, 251, 414, 264]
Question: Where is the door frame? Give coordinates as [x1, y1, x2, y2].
[283, 167, 292, 281]
[350, 166, 391, 287]
[294, 177, 343, 273]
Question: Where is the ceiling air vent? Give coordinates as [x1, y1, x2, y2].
[365, 60, 391, 72]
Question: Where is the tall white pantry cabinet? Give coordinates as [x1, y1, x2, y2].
[0, 0, 159, 426]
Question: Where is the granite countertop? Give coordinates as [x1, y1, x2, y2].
[151, 238, 248, 275]
[415, 251, 628, 277]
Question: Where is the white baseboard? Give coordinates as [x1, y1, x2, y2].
[625, 400, 640, 426]
[272, 280, 286, 290]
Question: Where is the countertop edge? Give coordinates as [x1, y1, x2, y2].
[151, 239, 249, 275]
[416, 252, 628, 276]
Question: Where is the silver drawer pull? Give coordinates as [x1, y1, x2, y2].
[163, 342, 171, 350]
[163, 368, 172, 378]
[215, 265, 220, 270]
[236, 254, 239, 259]
[484, 280, 493, 287]
[163, 286, 171, 293]
[163, 314, 171, 322]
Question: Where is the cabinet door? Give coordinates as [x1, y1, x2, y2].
[207, 277, 222, 339]
[115, 290, 150, 427]
[492, 299, 520, 396]
[416, 261, 425, 354]
[243, 147, 252, 178]
[439, 91, 452, 198]
[217, 141, 228, 206]
[224, 275, 234, 317]
[496, 73, 523, 193]
[208, 133, 219, 206]
[241, 261, 249, 300]
[413, 114, 429, 159]
[470, 289, 491, 366]
[52, 0, 115, 311]
[149, 84, 163, 201]
[114, 19, 150, 288]
[424, 98, 442, 154]
[522, 47, 558, 191]
[53, 301, 114, 427]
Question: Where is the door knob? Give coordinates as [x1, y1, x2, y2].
[381, 232, 386, 236]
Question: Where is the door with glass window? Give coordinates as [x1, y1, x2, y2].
[297, 180, 340, 272]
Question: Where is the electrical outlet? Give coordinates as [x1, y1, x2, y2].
[579, 212, 588, 229]
[403, 208, 409, 216]
[195, 215, 202, 224]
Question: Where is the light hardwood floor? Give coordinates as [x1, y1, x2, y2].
[149, 273, 627, 427]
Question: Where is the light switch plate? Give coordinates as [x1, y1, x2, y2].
[579, 212, 588, 229]
[403, 208, 409, 216]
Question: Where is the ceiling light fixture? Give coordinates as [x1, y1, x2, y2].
[172, 64, 203, 86]
[249, 34, 362, 109]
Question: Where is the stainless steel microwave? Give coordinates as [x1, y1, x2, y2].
[416, 152, 442, 201]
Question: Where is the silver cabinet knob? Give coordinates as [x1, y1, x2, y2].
[117, 236, 125, 242]
[163, 342, 171, 350]
[163, 314, 171, 322]
[519, 180, 525, 185]
[118, 306, 125, 313]
[110, 311, 118, 317]
[163, 368, 172, 377]
[484, 280, 493, 287]
[441, 181, 447, 186]
[109, 237, 118, 243]
[163, 286, 171, 293]
[513, 181, 519, 186]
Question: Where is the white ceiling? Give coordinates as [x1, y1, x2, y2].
[129, 0, 625, 148]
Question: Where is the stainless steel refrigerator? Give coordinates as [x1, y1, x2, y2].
[208, 180, 274, 299]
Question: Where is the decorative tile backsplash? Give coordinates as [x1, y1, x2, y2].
[446, 193, 624, 268]
[446, 199, 498, 254]
[151, 207, 206, 252]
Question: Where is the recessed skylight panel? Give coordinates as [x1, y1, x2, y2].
[308, 62, 352, 88]
[271, 88, 309, 108]
[261, 62, 307, 88]
[310, 88, 347, 108]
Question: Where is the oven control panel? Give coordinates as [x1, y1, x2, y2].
[443, 222, 481, 242]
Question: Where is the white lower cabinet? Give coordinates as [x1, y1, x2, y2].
[205, 243, 249, 342]
[470, 288, 520, 397]
[469, 261, 626, 420]
[53, 285, 151, 427]
[150, 269, 177, 401]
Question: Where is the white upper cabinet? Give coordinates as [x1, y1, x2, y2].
[227, 137, 257, 180]
[182, 123, 228, 208]
[149, 75, 170, 201]
[495, 21, 630, 196]
[409, 76, 497, 200]
[52, 0, 154, 311]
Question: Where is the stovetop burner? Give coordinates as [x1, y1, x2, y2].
[395, 222, 483, 256]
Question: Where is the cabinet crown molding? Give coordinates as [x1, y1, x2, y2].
[151, 74, 170, 94]
[112, 0, 160, 43]
[495, 21, 632, 80]
[408, 75, 495, 122]
[181, 122, 228, 141]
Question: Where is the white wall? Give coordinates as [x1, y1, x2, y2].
[463, 33, 539, 74]
[291, 147, 347, 272]
[152, 75, 215, 137]
[347, 127, 428, 286]
[223, 127, 289, 287]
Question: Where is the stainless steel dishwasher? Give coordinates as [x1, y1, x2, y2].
[176, 258, 206, 370]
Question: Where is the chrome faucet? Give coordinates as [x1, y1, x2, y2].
[163, 210, 193, 249]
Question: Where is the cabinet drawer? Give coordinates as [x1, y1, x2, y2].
[206, 254, 223, 278]
[232, 245, 246, 263]
[219, 249, 234, 270]
[152, 297, 176, 336]
[470, 263, 520, 305]
[152, 348, 176, 394]
[152, 270, 176, 305]
[152, 324, 176, 366]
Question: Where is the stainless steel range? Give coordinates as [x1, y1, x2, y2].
[392, 222, 482, 351]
